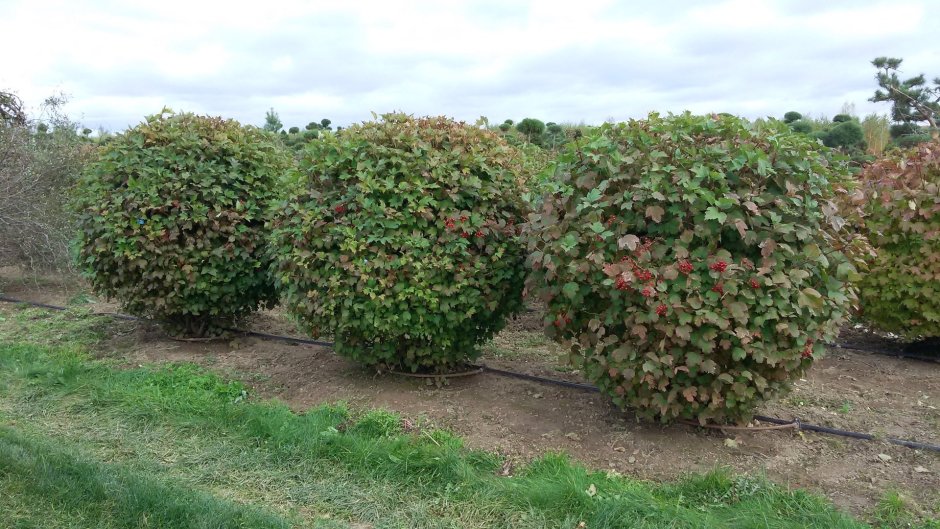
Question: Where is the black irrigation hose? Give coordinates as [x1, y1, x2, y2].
[1, 295, 939, 452]
[752, 415, 940, 453]
[225, 328, 334, 348]
[476, 367, 940, 453]
[832, 342, 940, 364]
[473, 363, 601, 392]
[0, 296, 336, 347]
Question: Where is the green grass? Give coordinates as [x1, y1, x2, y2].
[872, 491, 940, 529]
[0, 306, 934, 528]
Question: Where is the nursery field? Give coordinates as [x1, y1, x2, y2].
[1, 270, 937, 528]
[2, 101, 939, 528]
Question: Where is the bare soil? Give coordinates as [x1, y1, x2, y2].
[2, 271, 938, 519]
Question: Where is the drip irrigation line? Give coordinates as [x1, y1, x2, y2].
[832, 342, 939, 363]
[225, 328, 334, 348]
[388, 366, 484, 379]
[473, 363, 602, 392]
[752, 415, 940, 452]
[679, 419, 798, 431]
[476, 367, 940, 453]
[0, 295, 337, 348]
[1, 294, 939, 452]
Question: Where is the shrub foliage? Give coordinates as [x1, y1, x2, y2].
[857, 141, 940, 338]
[1, 95, 90, 272]
[270, 113, 529, 372]
[526, 113, 867, 423]
[74, 110, 290, 335]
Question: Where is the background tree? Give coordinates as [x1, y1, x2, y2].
[1, 93, 89, 272]
[783, 111, 803, 124]
[263, 108, 283, 133]
[515, 118, 545, 144]
[288, 126, 300, 134]
[870, 57, 939, 140]
[544, 122, 566, 149]
[789, 120, 813, 134]
[0, 90, 27, 125]
[822, 120, 865, 150]
[320, 118, 332, 130]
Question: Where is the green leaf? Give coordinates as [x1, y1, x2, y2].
[562, 282, 579, 299]
[704, 207, 727, 223]
[797, 288, 824, 311]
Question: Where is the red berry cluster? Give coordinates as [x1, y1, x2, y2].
[801, 339, 814, 359]
[444, 215, 472, 233]
[334, 204, 346, 214]
[615, 276, 630, 290]
[553, 313, 573, 327]
[610, 238, 660, 297]
[711, 283, 724, 294]
[475, 230, 484, 238]
[678, 260, 693, 275]
[605, 215, 618, 226]
[709, 260, 728, 273]
[749, 278, 760, 289]
[655, 304, 668, 316]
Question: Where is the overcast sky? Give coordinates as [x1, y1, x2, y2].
[2, 0, 937, 132]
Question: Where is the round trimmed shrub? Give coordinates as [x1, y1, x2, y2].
[525, 113, 866, 423]
[73, 110, 291, 335]
[857, 141, 940, 338]
[782, 111, 803, 124]
[270, 113, 529, 372]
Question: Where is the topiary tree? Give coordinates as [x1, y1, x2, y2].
[870, 57, 939, 140]
[525, 113, 867, 424]
[890, 122, 920, 139]
[822, 121, 866, 151]
[516, 118, 545, 143]
[73, 110, 292, 336]
[270, 113, 530, 372]
[832, 114, 853, 123]
[288, 126, 300, 134]
[783, 111, 803, 124]
[856, 141, 940, 338]
[789, 120, 813, 134]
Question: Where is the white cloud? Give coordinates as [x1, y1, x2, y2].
[1, 0, 936, 131]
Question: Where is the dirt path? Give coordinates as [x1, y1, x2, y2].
[2, 273, 938, 518]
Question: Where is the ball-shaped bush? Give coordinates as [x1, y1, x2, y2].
[857, 141, 940, 338]
[270, 113, 529, 372]
[74, 110, 291, 335]
[525, 113, 867, 423]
